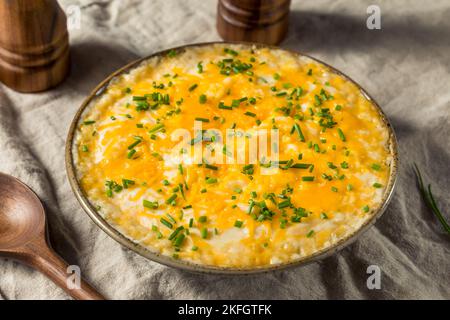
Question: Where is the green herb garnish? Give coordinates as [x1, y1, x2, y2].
[294, 123, 306, 142]
[413, 163, 450, 234]
[337, 128, 346, 142]
[160, 218, 173, 229]
[199, 94, 207, 104]
[143, 200, 158, 209]
[373, 183, 383, 188]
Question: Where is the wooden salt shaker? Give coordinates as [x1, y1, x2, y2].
[217, 0, 291, 45]
[0, 0, 70, 93]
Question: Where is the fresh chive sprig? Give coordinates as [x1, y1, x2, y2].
[413, 163, 450, 235]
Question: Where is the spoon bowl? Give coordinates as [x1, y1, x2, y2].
[0, 174, 44, 250]
[0, 172, 104, 300]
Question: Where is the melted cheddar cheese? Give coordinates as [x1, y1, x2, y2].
[74, 44, 393, 268]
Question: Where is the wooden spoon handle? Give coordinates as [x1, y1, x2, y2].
[26, 242, 105, 300]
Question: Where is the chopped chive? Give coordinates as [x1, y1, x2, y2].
[291, 163, 311, 169]
[314, 144, 320, 153]
[189, 84, 198, 92]
[224, 48, 238, 56]
[218, 102, 232, 110]
[347, 184, 353, 191]
[166, 194, 178, 205]
[83, 120, 96, 125]
[302, 176, 315, 182]
[335, 104, 342, 111]
[189, 218, 194, 228]
[197, 61, 203, 73]
[205, 177, 218, 184]
[201, 228, 208, 239]
[337, 128, 346, 142]
[362, 205, 370, 213]
[320, 212, 329, 219]
[198, 216, 207, 223]
[160, 218, 173, 229]
[167, 49, 177, 58]
[81, 145, 89, 152]
[371, 163, 381, 171]
[127, 149, 136, 159]
[278, 200, 291, 209]
[122, 179, 135, 189]
[179, 183, 186, 200]
[199, 94, 207, 104]
[307, 69, 312, 76]
[191, 246, 199, 251]
[205, 164, 219, 171]
[174, 233, 185, 247]
[273, 73, 281, 80]
[306, 230, 315, 237]
[341, 161, 349, 169]
[166, 214, 177, 224]
[294, 123, 306, 142]
[142, 200, 159, 209]
[148, 123, 165, 133]
[195, 117, 210, 123]
[331, 186, 338, 192]
[162, 179, 170, 186]
[244, 111, 256, 117]
[327, 162, 337, 169]
[234, 220, 243, 228]
[127, 137, 142, 150]
[168, 226, 184, 240]
[373, 183, 383, 188]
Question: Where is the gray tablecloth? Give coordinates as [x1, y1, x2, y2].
[0, 0, 449, 299]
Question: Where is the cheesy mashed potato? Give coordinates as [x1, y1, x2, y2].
[74, 44, 393, 268]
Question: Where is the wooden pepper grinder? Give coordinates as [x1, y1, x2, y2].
[0, 0, 70, 93]
[217, 0, 291, 45]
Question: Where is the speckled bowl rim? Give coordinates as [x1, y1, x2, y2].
[65, 41, 399, 275]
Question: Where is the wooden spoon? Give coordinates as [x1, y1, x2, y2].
[0, 172, 104, 300]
